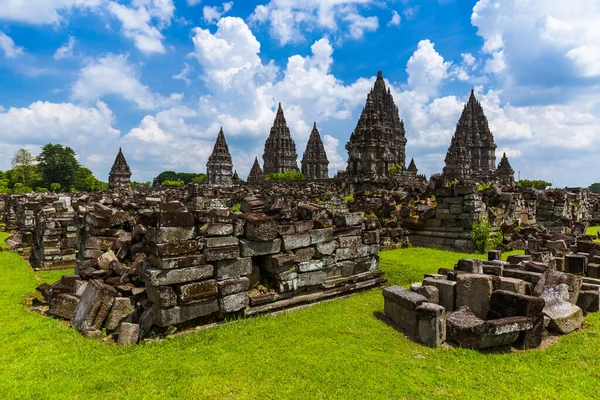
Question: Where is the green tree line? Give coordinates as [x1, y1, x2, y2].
[0, 145, 107, 194]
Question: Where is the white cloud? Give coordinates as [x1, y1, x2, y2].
[0, 101, 121, 177]
[461, 52, 475, 66]
[388, 10, 401, 27]
[322, 134, 346, 173]
[406, 39, 451, 98]
[108, 0, 175, 54]
[249, 0, 381, 45]
[54, 36, 76, 60]
[203, 1, 233, 24]
[403, 6, 419, 20]
[187, 0, 202, 6]
[0, 0, 101, 25]
[0, 31, 24, 58]
[173, 63, 193, 85]
[70, 53, 160, 109]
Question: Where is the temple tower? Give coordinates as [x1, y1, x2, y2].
[263, 103, 299, 175]
[301, 123, 329, 179]
[206, 128, 233, 186]
[108, 148, 132, 189]
[247, 157, 264, 182]
[345, 71, 407, 180]
[496, 153, 515, 188]
[443, 90, 497, 182]
[407, 158, 418, 175]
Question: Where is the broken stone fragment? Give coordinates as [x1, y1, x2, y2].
[106, 297, 135, 331]
[118, 322, 140, 345]
[49, 293, 80, 320]
[97, 250, 118, 271]
[540, 284, 583, 334]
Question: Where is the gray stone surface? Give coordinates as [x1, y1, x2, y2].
[239, 238, 281, 257]
[423, 278, 456, 311]
[541, 284, 584, 334]
[118, 322, 140, 345]
[153, 299, 219, 327]
[219, 292, 249, 313]
[105, 297, 135, 331]
[415, 302, 446, 347]
[456, 274, 494, 319]
[141, 264, 214, 286]
[216, 258, 252, 281]
[49, 293, 79, 320]
[383, 286, 428, 336]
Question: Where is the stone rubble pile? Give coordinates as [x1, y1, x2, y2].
[383, 249, 599, 349]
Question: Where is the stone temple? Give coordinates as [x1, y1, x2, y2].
[301, 123, 329, 179]
[346, 71, 407, 181]
[497, 152, 515, 188]
[263, 103, 299, 175]
[443, 90, 497, 183]
[247, 157, 264, 182]
[206, 128, 233, 186]
[108, 148, 132, 190]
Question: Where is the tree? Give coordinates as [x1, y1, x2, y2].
[516, 179, 552, 190]
[37, 144, 79, 189]
[72, 167, 107, 192]
[589, 183, 600, 193]
[11, 149, 35, 168]
[153, 171, 207, 187]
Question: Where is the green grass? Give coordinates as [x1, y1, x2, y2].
[0, 238, 599, 399]
[0, 231, 8, 250]
[585, 226, 600, 242]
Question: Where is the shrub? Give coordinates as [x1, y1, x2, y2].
[265, 171, 304, 181]
[470, 219, 502, 254]
[192, 174, 208, 184]
[162, 180, 185, 187]
[389, 164, 403, 176]
[344, 194, 354, 203]
[516, 179, 552, 189]
[230, 203, 241, 212]
[477, 183, 491, 192]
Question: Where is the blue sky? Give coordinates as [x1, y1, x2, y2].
[1, 0, 600, 187]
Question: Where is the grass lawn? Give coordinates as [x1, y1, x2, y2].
[585, 226, 600, 242]
[0, 231, 599, 399]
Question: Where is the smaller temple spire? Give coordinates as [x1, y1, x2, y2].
[407, 158, 418, 174]
[301, 122, 329, 179]
[496, 152, 515, 188]
[247, 156, 264, 182]
[263, 103, 299, 174]
[108, 148, 132, 189]
[206, 127, 234, 186]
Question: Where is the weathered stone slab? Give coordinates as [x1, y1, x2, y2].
[423, 278, 456, 311]
[335, 245, 370, 261]
[362, 230, 380, 245]
[118, 322, 140, 345]
[149, 240, 198, 257]
[298, 260, 324, 273]
[488, 290, 545, 349]
[216, 258, 252, 281]
[383, 286, 428, 336]
[156, 212, 195, 227]
[499, 277, 530, 295]
[175, 280, 218, 303]
[153, 299, 219, 327]
[219, 292, 249, 313]
[49, 293, 79, 320]
[147, 226, 196, 243]
[264, 252, 295, 272]
[106, 297, 135, 331]
[218, 277, 250, 296]
[198, 223, 234, 236]
[204, 245, 240, 262]
[534, 270, 582, 304]
[456, 274, 494, 319]
[294, 247, 316, 262]
[455, 258, 483, 274]
[282, 233, 311, 251]
[294, 220, 314, 233]
[315, 240, 338, 256]
[141, 264, 214, 286]
[150, 254, 205, 270]
[333, 212, 364, 227]
[206, 237, 239, 248]
[239, 238, 281, 257]
[338, 235, 362, 248]
[416, 285, 439, 304]
[71, 280, 117, 332]
[309, 228, 334, 244]
[146, 285, 178, 307]
[415, 302, 446, 347]
[565, 254, 587, 275]
[541, 284, 584, 334]
[97, 250, 118, 271]
[243, 213, 278, 241]
[297, 271, 327, 287]
[506, 254, 532, 265]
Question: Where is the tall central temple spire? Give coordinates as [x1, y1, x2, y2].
[443, 90, 497, 182]
[345, 71, 407, 181]
[262, 103, 299, 175]
[206, 128, 234, 186]
[108, 148, 132, 189]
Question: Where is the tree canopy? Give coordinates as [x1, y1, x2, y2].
[152, 171, 207, 187]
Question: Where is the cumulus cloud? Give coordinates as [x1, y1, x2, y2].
[0, 0, 101, 25]
[54, 36, 76, 60]
[108, 0, 175, 54]
[70, 53, 161, 109]
[173, 63, 193, 85]
[0, 101, 120, 176]
[388, 10, 401, 27]
[249, 0, 380, 45]
[0, 31, 24, 58]
[406, 40, 451, 98]
[203, 1, 233, 24]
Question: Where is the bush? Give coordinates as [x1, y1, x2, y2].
[516, 179, 552, 189]
[162, 180, 185, 187]
[192, 174, 207, 184]
[265, 171, 304, 181]
[470, 219, 502, 254]
[389, 164, 403, 176]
